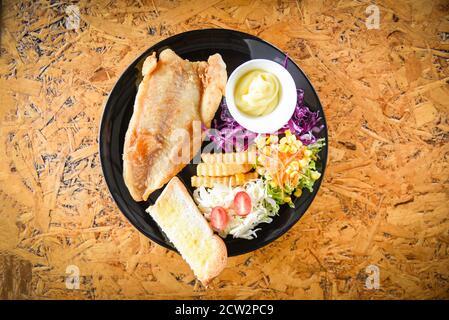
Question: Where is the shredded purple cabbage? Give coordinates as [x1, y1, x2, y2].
[281, 54, 323, 145]
[202, 101, 257, 152]
[278, 88, 324, 145]
[203, 55, 324, 151]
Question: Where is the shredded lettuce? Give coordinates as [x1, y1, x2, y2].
[307, 138, 325, 154]
[193, 180, 279, 240]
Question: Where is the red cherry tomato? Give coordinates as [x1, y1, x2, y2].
[210, 206, 229, 231]
[233, 191, 252, 216]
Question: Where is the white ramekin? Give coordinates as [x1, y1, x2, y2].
[225, 59, 297, 134]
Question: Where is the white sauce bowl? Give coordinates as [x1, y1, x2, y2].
[225, 59, 297, 134]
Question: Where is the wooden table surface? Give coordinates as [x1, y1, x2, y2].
[0, 0, 448, 299]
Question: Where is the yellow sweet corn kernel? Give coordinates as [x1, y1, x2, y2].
[265, 136, 271, 144]
[289, 145, 298, 154]
[299, 158, 309, 168]
[262, 146, 271, 156]
[289, 171, 299, 179]
[304, 149, 312, 157]
[279, 144, 290, 153]
[279, 137, 288, 145]
[285, 130, 292, 137]
[294, 189, 302, 197]
[255, 136, 266, 149]
[289, 161, 299, 171]
[287, 135, 296, 143]
[311, 171, 321, 180]
[268, 135, 279, 144]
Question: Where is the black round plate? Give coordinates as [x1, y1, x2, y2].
[99, 29, 328, 256]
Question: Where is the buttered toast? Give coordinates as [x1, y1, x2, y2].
[146, 176, 227, 285]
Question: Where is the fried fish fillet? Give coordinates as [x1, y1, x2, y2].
[123, 49, 227, 201]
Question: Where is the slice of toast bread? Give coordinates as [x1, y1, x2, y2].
[146, 176, 227, 286]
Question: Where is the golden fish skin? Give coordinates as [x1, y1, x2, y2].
[123, 49, 227, 201]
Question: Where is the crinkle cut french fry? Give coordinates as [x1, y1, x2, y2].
[234, 171, 258, 185]
[201, 150, 257, 164]
[191, 172, 258, 188]
[196, 163, 252, 176]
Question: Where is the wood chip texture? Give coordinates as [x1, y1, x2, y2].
[0, 0, 448, 299]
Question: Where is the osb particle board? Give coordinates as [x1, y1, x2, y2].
[0, 0, 448, 299]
